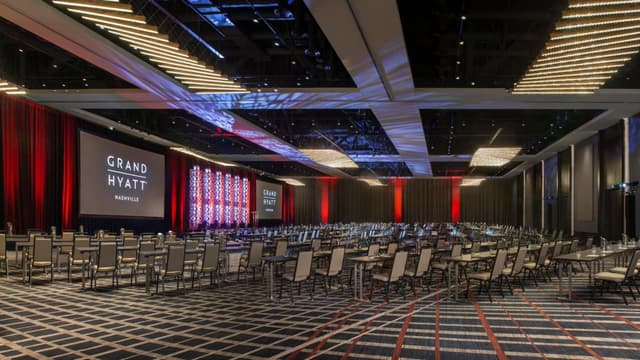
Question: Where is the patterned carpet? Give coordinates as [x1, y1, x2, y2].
[1, 256, 640, 359]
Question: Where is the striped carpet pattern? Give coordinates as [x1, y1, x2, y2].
[1, 260, 640, 359]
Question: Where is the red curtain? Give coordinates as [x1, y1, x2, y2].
[168, 150, 189, 232]
[1, 94, 75, 233]
[61, 114, 77, 229]
[282, 184, 295, 225]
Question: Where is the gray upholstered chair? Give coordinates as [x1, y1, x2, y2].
[280, 250, 313, 302]
[313, 246, 345, 296]
[156, 244, 185, 294]
[90, 241, 118, 289]
[369, 250, 409, 302]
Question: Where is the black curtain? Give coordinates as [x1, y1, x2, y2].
[335, 179, 394, 222]
[557, 147, 571, 234]
[461, 178, 519, 225]
[403, 179, 452, 223]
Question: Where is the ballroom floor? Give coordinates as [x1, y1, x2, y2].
[1, 259, 639, 360]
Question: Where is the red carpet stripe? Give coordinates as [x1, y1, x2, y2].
[308, 303, 364, 357]
[548, 283, 640, 331]
[514, 290, 603, 360]
[468, 292, 508, 360]
[496, 300, 548, 360]
[286, 300, 354, 360]
[341, 308, 380, 360]
[392, 299, 416, 359]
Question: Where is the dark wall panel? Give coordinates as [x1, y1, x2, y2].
[403, 179, 452, 223]
[574, 135, 599, 233]
[524, 163, 542, 229]
[599, 122, 624, 240]
[557, 147, 571, 234]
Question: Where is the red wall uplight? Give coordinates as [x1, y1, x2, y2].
[451, 177, 461, 223]
[320, 179, 329, 224]
[393, 178, 404, 223]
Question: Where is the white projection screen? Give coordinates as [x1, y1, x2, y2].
[79, 131, 165, 218]
[256, 180, 282, 220]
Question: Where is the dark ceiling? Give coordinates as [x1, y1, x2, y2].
[421, 109, 603, 156]
[0, 18, 133, 90]
[87, 109, 275, 155]
[53, 0, 355, 90]
[232, 109, 398, 156]
[398, 0, 640, 90]
[398, 0, 565, 88]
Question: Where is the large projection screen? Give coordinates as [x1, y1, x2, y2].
[256, 180, 282, 220]
[79, 131, 165, 218]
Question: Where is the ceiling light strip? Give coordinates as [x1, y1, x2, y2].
[517, 77, 609, 84]
[551, 22, 640, 40]
[547, 30, 640, 49]
[0, 79, 27, 96]
[556, 14, 640, 30]
[563, 6, 640, 18]
[53, 0, 246, 94]
[530, 56, 631, 70]
[569, 0, 640, 8]
[541, 36, 640, 57]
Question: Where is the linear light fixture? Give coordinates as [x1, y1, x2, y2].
[358, 178, 386, 186]
[461, 178, 485, 186]
[0, 79, 27, 96]
[170, 147, 236, 167]
[278, 178, 305, 186]
[300, 149, 359, 168]
[513, 0, 640, 94]
[470, 147, 521, 167]
[52, 0, 248, 94]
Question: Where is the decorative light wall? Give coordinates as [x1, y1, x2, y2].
[189, 166, 250, 229]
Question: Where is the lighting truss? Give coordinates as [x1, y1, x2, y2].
[470, 147, 521, 167]
[513, 0, 640, 94]
[52, 0, 248, 94]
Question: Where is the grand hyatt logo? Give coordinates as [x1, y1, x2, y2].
[263, 189, 277, 211]
[106, 155, 148, 191]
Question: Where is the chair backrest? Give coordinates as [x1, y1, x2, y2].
[435, 238, 446, 249]
[293, 250, 313, 281]
[328, 247, 345, 276]
[556, 230, 564, 241]
[569, 239, 578, 253]
[97, 242, 117, 270]
[451, 243, 462, 257]
[201, 243, 220, 271]
[33, 236, 52, 263]
[311, 238, 322, 252]
[121, 237, 139, 260]
[510, 246, 529, 275]
[165, 244, 185, 275]
[586, 237, 593, 249]
[0, 233, 5, 256]
[624, 250, 640, 280]
[137, 241, 156, 266]
[552, 241, 563, 258]
[72, 235, 91, 260]
[496, 239, 507, 249]
[387, 242, 399, 255]
[537, 243, 550, 266]
[275, 239, 288, 257]
[184, 240, 199, 262]
[490, 249, 508, 280]
[248, 241, 264, 266]
[367, 243, 380, 256]
[62, 231, 74, 241]
[389, 251, 408, 282]
[414, 247, 432, 277]
[471, 241, 481, 253]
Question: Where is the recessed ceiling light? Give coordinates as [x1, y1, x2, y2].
[456, 60, 461, 65]
[291, 60, 296, 65]
[459, 41, 464, 45]
[296, 82, 301, 86]
[456, 76, 460, 80]
[273, 41, 280, 47]
[18, 48, 23, 53]
[471, 82, 476, 86]
[461, 15, 467, 20]
[252, 18, 259, 23]
[273, 88, 278, 92]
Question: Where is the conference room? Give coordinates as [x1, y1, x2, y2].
[1, 0, 640, 359]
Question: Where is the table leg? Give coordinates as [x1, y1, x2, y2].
[454, 262, 459, 301]
[558, 261, 563, 297]
[81, 261, 86, 289]
[145, 263, 151, 293]
[568, 263, 573, 301]
[446, 264, 451, 301]
[268, 263, 274, 301]
[352, 263, 359, 300]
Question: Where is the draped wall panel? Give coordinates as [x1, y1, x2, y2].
[460, 178, 519, 225]
[335, 179, 394, 222]
[0, 95, 74, 233]
[574, 135, 599, 233]
[524, 163, 542, 229]
[402, 179, 452, 223]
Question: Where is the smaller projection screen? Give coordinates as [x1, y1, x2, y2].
[256, 180, 282, 220]
[79, 131, 165, 218]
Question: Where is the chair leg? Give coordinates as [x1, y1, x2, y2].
[628, 285, 636, 301]
[619, 284, 628, 305]
[487, 281, 493, 303]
